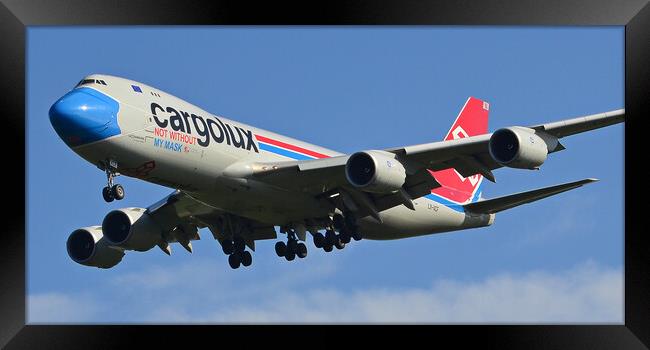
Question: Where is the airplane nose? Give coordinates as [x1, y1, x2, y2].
[49, 87, 121, 147]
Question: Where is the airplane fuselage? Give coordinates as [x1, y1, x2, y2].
[52, 74, 494, 240]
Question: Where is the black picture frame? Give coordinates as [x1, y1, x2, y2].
[2, 0, 648, 348]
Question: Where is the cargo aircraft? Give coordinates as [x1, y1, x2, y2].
[49, 74, 624, 269]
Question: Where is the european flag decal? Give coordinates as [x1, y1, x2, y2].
[131, 85, 142, 93]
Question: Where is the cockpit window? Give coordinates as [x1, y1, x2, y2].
[76, 79, 108, 87]
[77, 79, 95, 86]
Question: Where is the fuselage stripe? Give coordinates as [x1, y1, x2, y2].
[258, 142, 315, 160]
[424, 194, 466, 213]
[255, 134, 330, 159]
[424, 181, 484, 213]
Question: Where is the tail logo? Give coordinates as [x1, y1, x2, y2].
[450, 125, 481, 186]
[451, 125, 469, 140]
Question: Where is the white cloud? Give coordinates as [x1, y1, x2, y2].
[196, 261, 622, 323]
[27, 292, 100, 323]
[28, 260, 622, 323]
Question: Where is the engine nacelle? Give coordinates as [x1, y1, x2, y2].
[345, 150, 406, 193]
[66, 226, 125, 268]
[102, 208, 160, 252]
[488, 127, 549, 169]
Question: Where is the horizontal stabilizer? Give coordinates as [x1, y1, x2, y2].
[463, 178, 598, 214]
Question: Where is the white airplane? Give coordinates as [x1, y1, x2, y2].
[50, 74, 624, 269]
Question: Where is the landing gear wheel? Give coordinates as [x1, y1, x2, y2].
[221, 240, 234, 255]
[241, 251, 252, 267]
[275, 241, 287, 257]
[285, 250, 296, 261]
[313, 233, 324, 248]
[111, 184, 125, 200]
[352, 232, 363, 241]
[296, 242, 308, 258]
[323, 244, 333, 252]
[102, 186, 114, 202]
[102, 160, 121, 202]
[228, 253, 241, 269]
[335, 240, 346, 250]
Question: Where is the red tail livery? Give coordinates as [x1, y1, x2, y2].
[429, 97, 489, 205]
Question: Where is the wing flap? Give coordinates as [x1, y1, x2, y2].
[145, 190, 276, 254]
[463, 178, 598, 214]
[250, 157, 347, 194]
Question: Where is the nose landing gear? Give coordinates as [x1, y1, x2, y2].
[101, 160, 125, 202]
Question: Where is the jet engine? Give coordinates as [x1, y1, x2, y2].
[102, 207, 161, 251]
[345, 150, 406, 193]
[488, 127, 551, 169]
[66, 226, 125, 268]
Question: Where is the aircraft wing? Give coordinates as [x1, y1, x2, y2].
[385, 109, 625, 181]
[247, 109, 623, 219]
[528, 109, 625, 138]
[463, 178, 598, 214]
[144, 190, 277, 253]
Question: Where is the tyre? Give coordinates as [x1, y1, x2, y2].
[228, 253, 241, 269]
[313, 233, 324, 248]
[285, 250, 296, 261]
[296, 242, 308, 258]
[221, 240, 234, 255]
[102, 186, 114, 202]
[352, 232, 363, 241]
[335, 240, 345, 250]
[323, 244, 333, 252]
[275, 241, 287, 257]
[111, 184, 125, 200]
[241, 251, 252, 267]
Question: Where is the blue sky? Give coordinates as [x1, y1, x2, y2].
[27, 27, 624, 323]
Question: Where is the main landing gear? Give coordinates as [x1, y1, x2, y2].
[312, 213, 362, 253]
[101, 160, 125, 203]
[272, 213, 362, 264]
[275, 229, 308, 262]
[221, 237, 253, 269]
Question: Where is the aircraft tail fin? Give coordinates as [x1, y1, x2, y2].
[463, 178, 598, 214]
[442, 96, 490, 141]
[429, 97, 490, 204]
